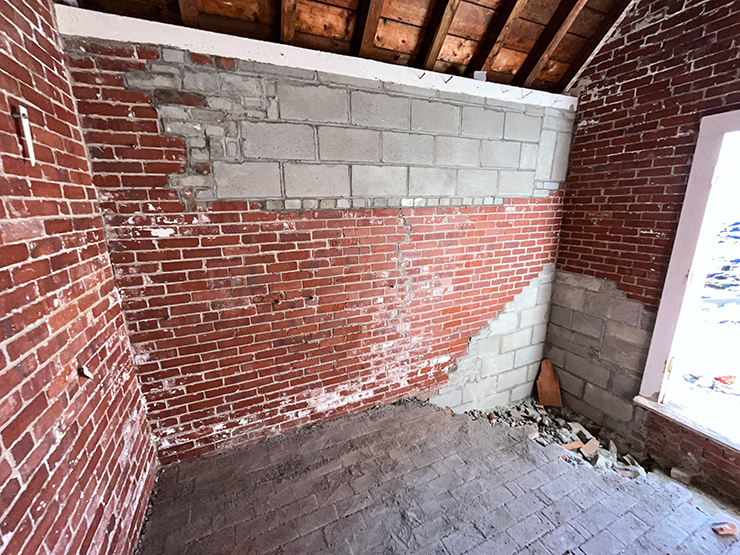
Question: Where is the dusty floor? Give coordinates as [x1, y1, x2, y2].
[136, 401, 740, 555]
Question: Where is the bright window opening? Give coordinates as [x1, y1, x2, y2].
[639, 110, 740, 449]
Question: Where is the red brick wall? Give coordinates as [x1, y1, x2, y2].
[559, 0, 740, 311]
[0, 2, 156, 554]
[63, 38, 563, 464]
[646, 412, 740, 501]
[558, 0, 740, 497]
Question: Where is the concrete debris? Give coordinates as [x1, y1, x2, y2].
[671, 467, 696, 486]
[465, 397, 647, 479]
[580, 438, 600, 457]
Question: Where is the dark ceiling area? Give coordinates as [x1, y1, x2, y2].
[74, 0, 631, 92]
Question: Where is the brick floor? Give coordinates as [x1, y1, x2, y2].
[135, 401, 740, 555]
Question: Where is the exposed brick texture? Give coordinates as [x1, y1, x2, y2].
[62, 38, 563, 464]
[553, 0, 740, 498]
[0, 2, 156, 554]
[646, 411, 740, 501]
[559, 0, 740, 310]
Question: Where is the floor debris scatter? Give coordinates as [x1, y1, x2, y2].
[467, 397, 648, 479]
[136, 400, 740, 555]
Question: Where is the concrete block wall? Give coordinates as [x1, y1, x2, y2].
[116, 47, 575, 209]
[432, 264, 554, 412]
[62, 34, 566, 463]
[544, 270, 655, 440]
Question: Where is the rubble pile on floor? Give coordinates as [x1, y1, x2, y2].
[464, 398, 647, 479]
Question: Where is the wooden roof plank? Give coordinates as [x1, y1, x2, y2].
[178, 0, 200, 26]
[416, 0, 464, 70]
[352, 0, 387, 56]
[464, 0, 529, 75]
[281, 0, 298, 43]
[555, 0, 633, 91]
[510, 0, 589, 87]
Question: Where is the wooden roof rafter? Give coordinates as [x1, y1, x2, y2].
[178, 0, 200, 27]
[510, 0, 590, 88]
[556, 0, 635, 92]
[352, 0, 386, 57]
[80, 0, 633, 94]
[464, 0, 530, 77]
[416, 0, 463, 71]
[280, 0, 298, 43]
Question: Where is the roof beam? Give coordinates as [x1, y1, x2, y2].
[510, 0, 589, 88]
[416, 0, 463, 71]
[556, 0, 635, 92]
[281, 0, 298, 43]
[465, 0, 529, 76]
[351, 0, 385, 57]
[178, 0, 200, 27]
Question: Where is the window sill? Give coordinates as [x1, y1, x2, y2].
[634, 395, 740, 455]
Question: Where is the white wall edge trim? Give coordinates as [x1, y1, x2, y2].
[55, 4, 578, 112]
[640, 109, 740, 400]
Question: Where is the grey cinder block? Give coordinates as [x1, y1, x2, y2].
[505, 112, 542, 142]
[411, 99, 460, 134]
[351, 91, 409, 130]
[457, 169, 498, 197]
[183, 70, 218, 92]
[219, 73, 262, 97]
[481, 141, 521, 169]
[435, 136, 480, 167]
[409, 167, 456, 196]
[279, 83, 348, 123]
[213, 161, 281, 198]
[462, 107, 504, 139]
[498, 171, 535, 196]
[352, 166, 407, 197]
[382, 132, 434, 165]
[241, 121, 315, 160]
[319, 127, 380, 162]
[284, 163, 350, 197]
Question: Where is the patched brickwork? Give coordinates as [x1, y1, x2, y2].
[62, 37, 564, 464]
[552, 0, 740, 497]
[545, 270, 654, 446]
[432, 264, 554, 412]
[560, 0, 740, 310]
[0, 1, 156, 554]
[66, 40, 574, 210]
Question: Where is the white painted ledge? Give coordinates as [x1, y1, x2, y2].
[55, 5, 578, 112]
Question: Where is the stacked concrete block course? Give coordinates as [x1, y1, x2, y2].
[114, 46, 576, 209]
[545, 270, 655, 437]
[432, 265, 554, 412]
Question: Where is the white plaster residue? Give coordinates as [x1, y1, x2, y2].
[305, 385, 374, 413]
[148, 227, 176, 237]
[133, 353, 150, 365]
[576, 119, 599, 129]
[55, 5, 577, 111]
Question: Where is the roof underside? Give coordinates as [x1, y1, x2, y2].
[74, 0, 631, 93]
